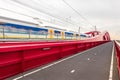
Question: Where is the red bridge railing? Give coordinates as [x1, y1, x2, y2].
[0, 41, 109, 79]
[0, 31, 111, 79]
[114, 41, 120, 76]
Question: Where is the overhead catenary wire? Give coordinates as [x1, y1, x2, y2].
[1, 0, 93, 32]
[11, 0, 91, 31]
[1, 0, 76, 27]
[62, 0, 95, 28]
[12, 0, 79, 26]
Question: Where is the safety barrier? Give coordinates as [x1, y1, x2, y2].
[0, 25, 78, 40]
[0, 23, 110, 41]
[114, 41, 120, 76]
[0, 41, 109, 79]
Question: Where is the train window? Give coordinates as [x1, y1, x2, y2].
[39, 30, 48, 35]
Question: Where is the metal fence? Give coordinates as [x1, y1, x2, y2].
[0, 25, 77, 40]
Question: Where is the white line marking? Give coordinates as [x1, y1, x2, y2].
[87, 58, 90, 60]
[13, 46, 96, 80]
[12, 42, 110, 80]
[70, 70, 75, 73]
[108, 42, 114, 80]
[13, 49, 90, 80]
[94, 53, 97, 55]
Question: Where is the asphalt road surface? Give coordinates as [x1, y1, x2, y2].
[7, 42, 113, 80]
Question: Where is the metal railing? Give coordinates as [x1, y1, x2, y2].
[0, 26, 79, 40]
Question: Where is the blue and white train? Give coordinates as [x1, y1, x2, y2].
[0, 22, 89, 40]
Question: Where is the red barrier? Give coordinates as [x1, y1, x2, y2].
[0, 41, 109, 79]
[114, 41, 120, 76]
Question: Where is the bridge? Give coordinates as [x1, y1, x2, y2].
[0, 31, 120, 80]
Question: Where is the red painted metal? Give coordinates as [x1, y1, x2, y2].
[0, 31, 111, 79]
[114, 41, 120, 76]
[85, 31, 101, 37]
[0, 41, 109, 79]
[85, 31, 110, 41]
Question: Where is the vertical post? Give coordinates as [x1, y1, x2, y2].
[19, 50, 25, 79]
[75, 44, 78, 53]
[78, 27, 80, 40]
[94, 26, 97, 31]
[59, 46, 62, 59]
[57, 34, 58, 40]
[28, 30, 31, 39]
[46, 33, 47, 39]
[65, 34, 66, 40]
[2, 25, 5, 39]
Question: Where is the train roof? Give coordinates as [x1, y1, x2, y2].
[0, 22, 48, 31]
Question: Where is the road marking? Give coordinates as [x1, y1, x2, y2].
[70, 70, 75, 73]
[94, 53, 97, 55]
[87, 58, 90, 60]
[12, 42, 110, 80]
[12, 45, 97, 80]
[108, 42, 114, 80]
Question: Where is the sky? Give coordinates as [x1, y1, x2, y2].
[0, 0, 120, 39]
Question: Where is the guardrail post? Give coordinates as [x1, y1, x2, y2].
[59, 46, 62, 59]
[2, 25, 5, 39]
[28, 30, 31, 39]
[20, 50, 25, 73]
[75, 44, 78, 53]
[46, 33, 47, 39]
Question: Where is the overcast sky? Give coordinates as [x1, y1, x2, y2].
[0, 0, 120, 39]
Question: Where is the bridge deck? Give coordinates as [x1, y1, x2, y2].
[7, 42, 117, 80]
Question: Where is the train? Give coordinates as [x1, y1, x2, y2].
[0, 20, 90, 40]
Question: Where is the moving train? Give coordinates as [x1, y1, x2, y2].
[0, 18, 90, 40]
